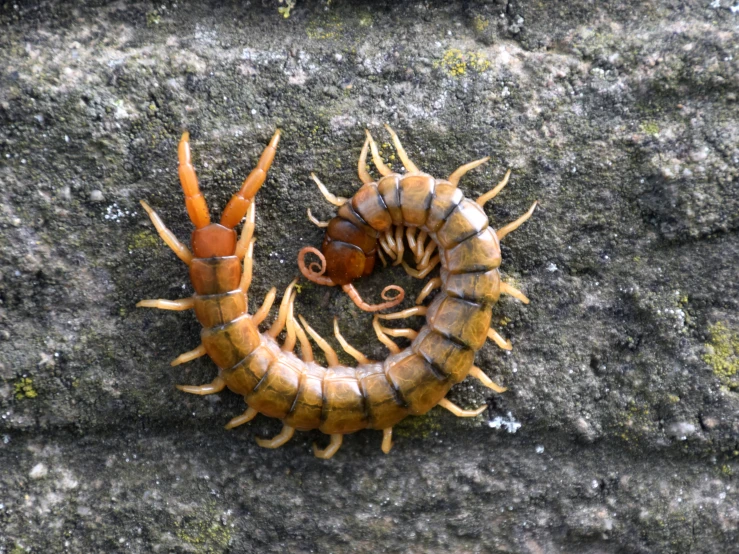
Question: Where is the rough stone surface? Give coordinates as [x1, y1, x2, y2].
[1, 1, 738, 552]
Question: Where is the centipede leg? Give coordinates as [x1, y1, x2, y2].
[311, 173, 347, 207]
[170, 344, 207, 366]
[500, 282, 530, 304]
[252, 287, 277, 326]
[384, 125, 420, 173]
[333, 318, 371, 364]
[372, 315, 401, 354]
[313, 434, 343, 460]
[469, 366, 507, 393]
[176, 375, 226, 395]
[438, 398, 487, 417]
[476, 169, 511, 206]
[366, 130, 392, 176]
[393, 225, 404, 266]
[281, 292, 298, 352]
[307, 208, 329, 228]
[235, 201, 256, 260]
[414, 230, 428, 261]
[293, 314, 314, 362]
[225, 406, 258, 429]
[401, 255, 440, 279]
[267, 279, 297, 338]
[374, 321, 418, 340]
[298, 315, 340, 367]
[139, 200, 193, 265]
[238, 239, 256, 298]
[377, 306, 427, 321]
[496, 201, 538, 241]
[449, 156, 490, 187]
[136, 298, 195, 311]
[415, 277, 442, 305]
[487, 328, 513, 351]
[381, 428, 393, 454]
[255, 424, 295, 449]
[358, 133, 372, 184]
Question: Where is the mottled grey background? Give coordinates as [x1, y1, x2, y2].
[1, 1, 738, 553]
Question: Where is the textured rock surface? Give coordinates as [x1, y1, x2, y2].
[1, 1, 738, 552]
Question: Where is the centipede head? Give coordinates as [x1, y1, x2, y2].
[191, 224, 238, 258]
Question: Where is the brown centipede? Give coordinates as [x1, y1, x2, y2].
[138, 127, 535, 459]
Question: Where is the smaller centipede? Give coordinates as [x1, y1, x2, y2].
[138, 127, 535, 459]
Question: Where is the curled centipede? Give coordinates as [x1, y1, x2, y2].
[138, 127, 536, 459]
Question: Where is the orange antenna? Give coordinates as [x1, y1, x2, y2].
[178, 132, 211, 229]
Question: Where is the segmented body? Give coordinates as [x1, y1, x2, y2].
[139, 127, 534, 459]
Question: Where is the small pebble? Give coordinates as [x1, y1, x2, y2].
[90, 190, 104, 202]
[29, 463, 48, 480]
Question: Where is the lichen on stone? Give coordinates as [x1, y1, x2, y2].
[703, 322, 739, 389]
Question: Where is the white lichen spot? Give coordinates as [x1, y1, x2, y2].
[29, 462, 49, 479]
[488, 411, 521, 433]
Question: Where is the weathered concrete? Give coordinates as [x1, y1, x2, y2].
[1, 1, 737, 552]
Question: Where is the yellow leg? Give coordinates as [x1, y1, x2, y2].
[311, 173, 347, 207]
[313, 434, 343, 459]
[381, 428, 393, 454]
[333, 318, 371, 364]
[238, 239, 255, 296]
[366, 130, 392, 176]
[384, 228, 397, 252]
[235, 201, 256, 259]
[298, 315, 340, 367]
[358, 134, 372, 184]
[469, 366, 507, 393]
[281, 292, 298, 352]
[377, 306, 428, 320]
[402, 256, 440, 279]
[377, 248, 388, 268]
[373, 315, 401, 354]
[255, 424, 295, 449]
[252, 287, 277, 326]
[500, 282, 530, 304]
[294, 314, 314, 362]
[393, 225, 404, 265]
[139, 200, 193, 265]
[449, 156, 490, 187]
[374, 322, 418, 340]
[416, 277, 442, 305]
[487, 328, 513, 351]
[307, 208, 329, 228]
[414, 230, 427, 261]
[177, 375, 226, 395]
[225, 406, 258, 429]
[405, 226, 418, 253]
[438, 398, 487, 417]
[418, 241, 437, 269]
[496, 201, 538, 241]
[267, 280, 297, 338]
[378, 235, 396, 260]
[476, 169, 511, 206]
[170, 344, 207, 367]
[384, 124, 420, 173]
[136, 298, 194, 310]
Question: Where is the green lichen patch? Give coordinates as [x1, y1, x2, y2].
[640, 121, 660, 136]
[14, 377, 37, 400]
[128, 230, 159, 251]
[434, 49, 491, 77]
[703, 322, 739, 389]
[175, 504, 232, 553]
[395, 410, 443, 439]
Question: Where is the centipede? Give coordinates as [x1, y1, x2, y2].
[138, 126, 536, 459]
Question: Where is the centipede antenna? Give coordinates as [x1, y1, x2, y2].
[384, 124, 420, 173]
[178, 132, 211, 229]
[136, 297, 195, 311]
[342, 283, 405, 312]
[365, 130, 393, 176]
[381, 428, 393, 454]
[235, 201, 256, 259]
[255, 423, 295, 449]
[307, 208, 329, 228]
[487, 328, 513, 351]
[496, 201, 538, 241]
[476, 169, 511, 206]
[358, 134, 373, 184]
[281, 292, 298, 352]
[170, 344, 207, 367]
[448, 156, 490, 187]
[311, 173, 347, 207]
[438, 398, 487, 418]
[372, 315, 401, 354]
[298, 315, 340, 367]
[139, 200, 194, 265]
[267, 279, 298, 338]
[500, 282, 530, 304]
[333, 317, 371, 365]
[313, 433, 343, 459]
[221, 129, 281, 228]
[176, 375, 226, 396]
[252, 287, 277, 326]
[293, 314, 314, 362]
[469, 366, 507, 393]
[415, 277, 442, 305]
[225, 406, 258, 429]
